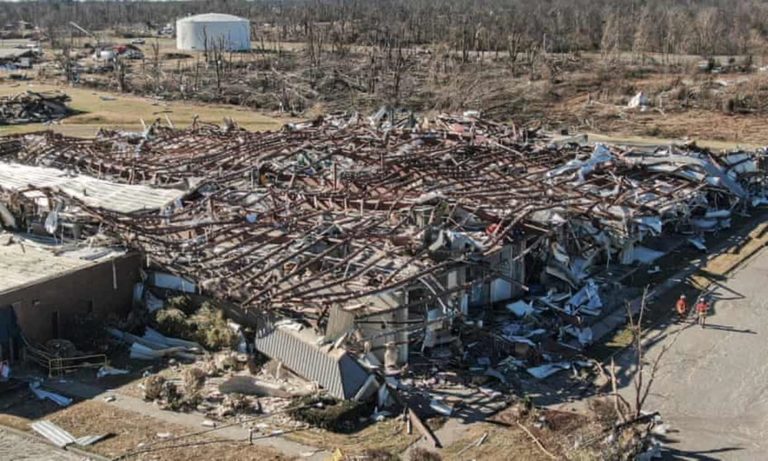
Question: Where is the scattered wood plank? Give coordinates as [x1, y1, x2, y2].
[407, 408, 441, 448]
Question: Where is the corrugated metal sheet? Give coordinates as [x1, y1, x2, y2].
[254, 322, 369, 399]
[75, 434, 109, 446]
[30, 420, 107, 448]
[0, 163, 187, 213]
[30, 420, 76, 447]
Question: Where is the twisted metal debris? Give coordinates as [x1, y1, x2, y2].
[0, 91, 72, 125]
[1, 113, 767, 349]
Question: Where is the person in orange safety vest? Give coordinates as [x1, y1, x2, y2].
[696, 297, 710, 328]
[675, 294, 688, 322]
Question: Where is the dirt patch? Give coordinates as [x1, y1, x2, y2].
[0, 414, 34, 433]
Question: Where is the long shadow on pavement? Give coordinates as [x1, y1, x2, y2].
[700, 323, 757, 334]
[660, 446, 743, 461]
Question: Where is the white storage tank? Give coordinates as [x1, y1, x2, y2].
[176, 13, 250, 51]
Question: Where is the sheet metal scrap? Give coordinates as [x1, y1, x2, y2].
[2, 113, 767, 351]
[30, 420, 108, 448]
[0, 91, 72, 125]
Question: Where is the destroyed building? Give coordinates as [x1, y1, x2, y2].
[0, 155, 187, 358]
[0, 113, 766, 397]
[0, 48, 38, 69]
[0, 91, 73, 126]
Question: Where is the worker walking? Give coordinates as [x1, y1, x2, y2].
[675, 294, 688, 322]
[696, 296, 710, 328]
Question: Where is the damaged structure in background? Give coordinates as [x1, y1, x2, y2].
[0, 111, 766, 412]
[0, 91, 73, 125]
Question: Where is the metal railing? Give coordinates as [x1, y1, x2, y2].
[24, 343, 107, 378]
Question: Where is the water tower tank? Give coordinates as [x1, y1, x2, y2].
[176, 13, 250, 51]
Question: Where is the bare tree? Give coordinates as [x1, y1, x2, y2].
[55, 42, 76, 84]
[210, 37, 227, 97]
[113, 56, 128, 93]
[607, 289, 682, 422]
[600, 12, 623, 63]
[150, 39, 161, 94]
[633, 6, 654, 64]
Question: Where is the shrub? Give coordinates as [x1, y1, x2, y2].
[152, 300, 238, 351]
[288, 395, 372, 432]
[153, 307, 191, 338]
[190, 302, 238, 350]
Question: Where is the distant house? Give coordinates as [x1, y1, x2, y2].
[0, 48, 37, 69]
[2, 21, 33, 33]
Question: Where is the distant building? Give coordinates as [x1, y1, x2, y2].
[176, 13, 250, 51]
[0, 48, 38, 69]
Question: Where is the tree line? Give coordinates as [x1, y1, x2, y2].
[3, 0, 768, 59]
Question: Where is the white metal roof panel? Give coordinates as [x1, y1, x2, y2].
[30, 420, 76, 447]
[0, 162, 186, 213]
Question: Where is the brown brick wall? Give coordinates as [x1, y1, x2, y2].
[0, 253, 141, 344]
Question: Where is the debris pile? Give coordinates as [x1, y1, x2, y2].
[107, 327, 203, 361]
[0, 91, 72, 125]
[135, 346, 296, 420]
[1, 111, 767, 409]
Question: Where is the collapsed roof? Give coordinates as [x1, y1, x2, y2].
[1, 113, 766, 352]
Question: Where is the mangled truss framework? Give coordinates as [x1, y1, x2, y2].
[1, 113, 766, 359]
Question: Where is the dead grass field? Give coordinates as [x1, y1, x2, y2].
[283, 417, 420, 456]
[0, 398, 289, 461]
[0, 82, 284, 137]
[439, 408, 607, 461]
[50, 400, 289, 461]
[548, 69, 768, 147]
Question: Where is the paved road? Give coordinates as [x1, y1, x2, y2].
[0, 427, 85, 460]
[620, 247, 768, 460]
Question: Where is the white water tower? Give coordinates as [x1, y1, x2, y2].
[176, 13, 250, 51]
